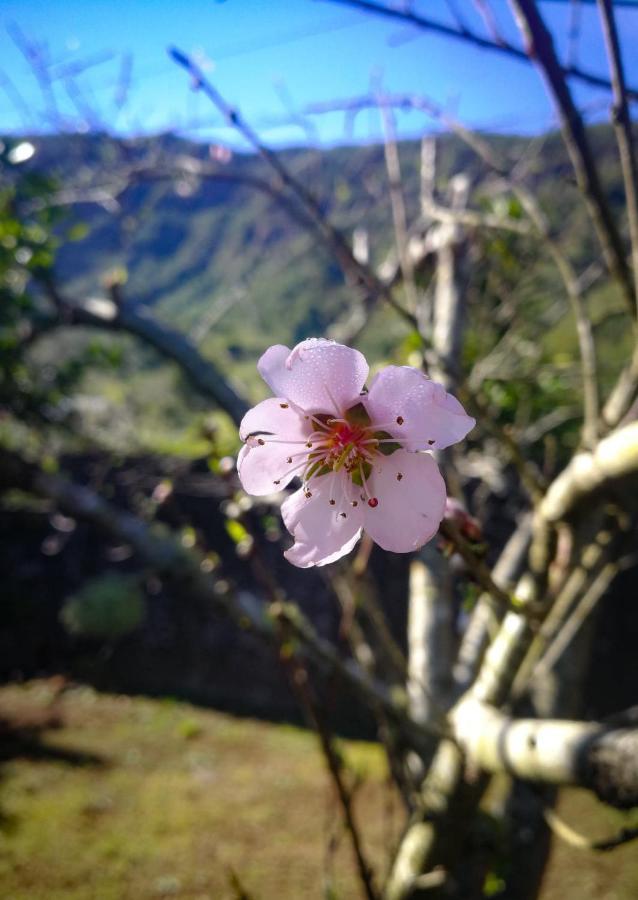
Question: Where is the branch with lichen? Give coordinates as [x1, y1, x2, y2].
[385, 419, 638, 896]
[39, 278, 250, 426]
[451, 698, 638, 808]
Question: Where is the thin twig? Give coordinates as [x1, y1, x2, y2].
[602, 341, 638, 430]
[0, 447, 444, 749]
[544, 807, 638, 852]
[306, 91, 601, 447]
[534, 546, 637, 683]
[375, 86, 419, 313]
[41, 279, 250, 426]
[567, 0, 583, 70]
[280, 650, 380, 900]
[168, 46, 417, 332]
[509, 0, 635, 316]
[597, 0, 638, 318]
[439, 519, 514, 609]
[533, 560, 617, 680]
[510, 524, 617, 700]
[472, 0, 506, 46]
[328, 571, 408, 684]
[325, 0, 638, 100]
[452, 513, 533, 696]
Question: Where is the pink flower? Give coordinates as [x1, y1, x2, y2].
[237, 339, 475, 568]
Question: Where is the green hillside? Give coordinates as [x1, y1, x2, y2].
[8, 126, 632, 455]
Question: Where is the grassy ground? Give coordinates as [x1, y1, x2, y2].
[0, 681, 637, 900]
[0, 681, 399, 900]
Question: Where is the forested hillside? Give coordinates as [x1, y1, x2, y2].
[7, 125, 629, 457]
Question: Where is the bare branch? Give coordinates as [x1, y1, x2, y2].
[282, 653, 380, 900]
[567, 0, 583, 69]
[602, 343, 638, 430]
[509, 0, 635, 316]
[511, 523, 618, 702]
[408, 548, 455, 729]
[168, 46, 417, 332]
[421, 196, 531, 234]
[0, 447, 442, 751]
[533, 559, 619, 681]
[544, 806, 638, 852]
[540, 420, 638, 523]
[472, 0, 507, 46]
[7, 22, 60, 125]
[439, 520, 514, 610]
[325, 0, 638, 100]
[306, 91, 601, 446]
[41, 281, 250, 426]
[453, 513, 533, 695]
[452, 697, 638, 808]
[376, 88, 419, 313]
[419, 136, 436, 216]
[597, 0, 638, 317]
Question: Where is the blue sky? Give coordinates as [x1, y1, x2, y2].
[1, 0, 638, 147]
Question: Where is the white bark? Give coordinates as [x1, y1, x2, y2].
[451, 697, 638, 807]
[541, 421, 638, 522]
[408, 549, 454, 725]
[453, 513, 532, 695]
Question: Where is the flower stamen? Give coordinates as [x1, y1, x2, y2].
[357, 460, 378, 509]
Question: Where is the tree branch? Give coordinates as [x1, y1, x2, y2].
[326, 0, 638, 100]
[306, 91, 601, 447]
[451, 698, 638, 808]
[168, 47, 417, 333]
[509, 0, 635, 316]
[282, 652, 380, 900]
[597, 0, 638, 317]
[543, 806, 638, 853]
[376, 87, 419, 314]
[453, 513, 533, 696]
[602, 343, 638, 430]
[0, 447, 442, 752]
[540, 420, 638, 523]
[42, 281, 250, 426]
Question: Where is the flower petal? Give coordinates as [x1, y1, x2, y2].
[281, 472, 364, 567]
[258, 339, 369, 415]
[365, 366, 475, 451]
[363, 450, 446, 553]
[239, 397, 308, 443]
[237, 398, 309, 496]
